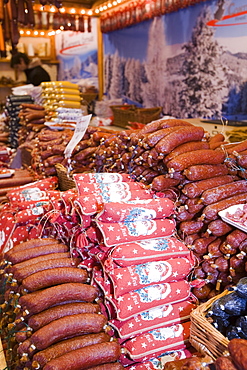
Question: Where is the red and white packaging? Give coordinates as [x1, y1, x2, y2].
[74, 189, 154, 216]
[110, 299, 196, 339]
[96, 198, 175, 223]
[73, 172, 135, 187]
[122, 321, 191, 361]
[96, 218, 176, 247]
[109, 237, 192, 267]
[106, 280, 192, 321]
[107, 256, 195, 297]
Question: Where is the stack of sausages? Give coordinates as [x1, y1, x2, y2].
[0, 238, 123, 370]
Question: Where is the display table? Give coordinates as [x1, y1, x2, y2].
[0, 339, 7, 369]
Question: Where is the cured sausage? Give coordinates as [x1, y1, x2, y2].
[28, 302, 100, 331]
[182, 175, 236, 198]
[206, 219, 233, 237]
[183, 164, 229, 181]
[155, 126, 205, 155]
[164, 141, 210, 164]
[4, 238, 59, 255]
[201, 180, 247, 205]
[43, 341, 121, 370]
[29, 313, 107, 350]
[226, 229, 247, 249]
[179, 220, 204, 235]
[151, 175, 179, 191]
[31, 333, 111, 368]
[166, 149, 225, 171]
[18, 283, 99, 315]
[14, 257, 81, 282]
[22, 267, 89, 292]
[201, 193, 247, 220]
[5, 243, 69, 264]
[143, 126, 184, 148]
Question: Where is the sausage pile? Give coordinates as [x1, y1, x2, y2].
[0, 238, 123, 370]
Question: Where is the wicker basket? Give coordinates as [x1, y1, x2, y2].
[110, 105, 162, 128]
[190, 290, 231, 360]
[55, 164, 76, 191]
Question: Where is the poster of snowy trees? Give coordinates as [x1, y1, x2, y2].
[103, 0, 247, 119]
[55, 18, 98, 89]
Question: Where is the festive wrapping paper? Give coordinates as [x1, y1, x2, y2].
[10, 225, 31, 247]
[96, 198, 175, 223]
[0, 209, 16, 253]
[96, 218, 176, 247]
[110, 299, 196, 339]
[73, 172, 135, 187]
[7, 176, 58, 203]
[106, 280, 192, 321]
[61, 189, 78, 215]
[74, 189, 154, 216]
[125, 349, 192, 369]
[109, 237, 193, 267]
[122, 321, 191, 361]
[106, 257, 195, 298]
[15, 202, 51, 224]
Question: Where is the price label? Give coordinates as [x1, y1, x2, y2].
[64, 114, 92, 159]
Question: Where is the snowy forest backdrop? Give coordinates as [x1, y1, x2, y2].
[103, 0, 247, 119]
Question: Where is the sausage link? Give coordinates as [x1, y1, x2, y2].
[183, 164, 229, 181]
[32, 333, 110, 368]
[19, 283, 99, 315]
[14, 258, 81, 283]
[179, 220, 204, 235]
[29, 313, 107, 350]
[226, 229, 247, 248]
[155, 126, 205, 155]
[151, 175, 179, 191]
[166, 149, 225, 171]
[206, 219, 233, 236]
[182, 175, 236, 198]
[88, 364, 124, 370]
[191, 236, 217, 255]
[164, 140, 210, 164]
[143, 126, 184, 148]
[22, 267, 88, 292]
[28, 302, 100, 331]
[201, 180, 247, 205]
[202, 194, 247, 220]
[9, 252, 70, 275]
[5, 243, 69, 265]
[4, 238, 58, 255]
[226, 140, 247, 154]
[209, 133, 225, 144]
[43, 341, 121, 370]
[184, 198, 204, 213]
[20, 103, 45, 110]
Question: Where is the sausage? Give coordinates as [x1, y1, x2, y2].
[179, 220, 204, 235]
[151, 175, 179, 191]
[191, 236, 217, 256]
[166, 149, 225, 171]
[228, 338, 247, 370]
[175, 209, 197, 222]
[8, 252, 70, 275]
[201, 180, 247, 205]
[215, 356, 238, 370]
[14, 258, 81, 283]
[20, 103, 45, 110]
[22, 267, 88, 292]
[209, 133, 225, 144]
[43, 341, 121, 370]
[87, 364, 124, 370]
[18, 283, 99, 315]
[143, 126, 184, 148]
[184, 198, 204, 213]
[44, 155, 65, 167]
[5, 243, 69, 265]
[206, 219, 233, 236]
[31, 333, 111, 368]
[155, 126, 205, 155]
[4, 238, 59, 254]
[15, 325, 33, 343]
[28, 302, 100, 331]
[226, 139, 247, 155]
[29, 313, 107, 350]
[164, 140, 210, 164]
[182, 175, 236, 198]
[201, 193, 247, 220]
[226, 229, 247, 248]
[73, 147, 96, 161]
[183, 164, 229, 181]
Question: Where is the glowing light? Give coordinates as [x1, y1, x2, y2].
[50, 6, 56, 12]
[59, 7, 66, 13]
[108, 3, 112, 7]
[99, 6, 104, 11]
[26, 30, 31, 35]
[40, 31, 45, 35]
[70, 8, 76, 13]
[56, 30, 62, 34]
[25, 8, 28, 13]
[34, 31, 39, 35]
[60, 26, 64, 30]
[117, 0, 121, 3]
[67, 22, 71, 26]
[103, 5, 107, 10]
[95, 8, 99, 13]
[88, 10, 93, 15]
[113, 1, 117, 4]
[81, 9, 85, 14]
[20, 30, 24, 35]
